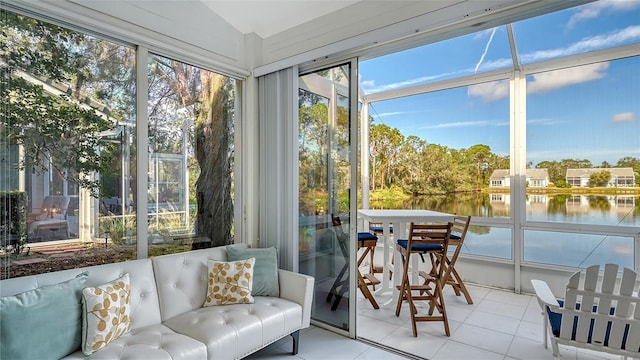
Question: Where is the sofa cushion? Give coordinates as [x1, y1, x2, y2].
[227, 246, 279, 297]
[163, 297, 303, 360]
[152, 245, 247, 321]
[82, 273, 132, 355]
[62, 324, 207, 360]
[0, 272, 88, 360]
[204, 258, 255, 306]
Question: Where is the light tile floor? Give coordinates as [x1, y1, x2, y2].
[250, 283, 631, 360]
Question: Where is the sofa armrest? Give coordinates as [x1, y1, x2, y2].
[278, 269, 314, 328]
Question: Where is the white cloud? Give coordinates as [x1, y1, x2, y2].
[467, 63, 609, 102]
[568, 0, 640, 28]
[376, 111, 405, 118]
[361, 70, 469, 93]
[527, 118, 567, 126]
[365, 22, 639, 97]
[521, 25, 640, 63]
[425, 120, 508, 129]
[612, 112, 637, 123]
[360, 79, 375, 88]
[467, 80, 509, 102]
[528, 62, 609, 94]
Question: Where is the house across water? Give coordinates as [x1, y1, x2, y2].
[566, 167, 636, 188]
[490, 168, 550, 188]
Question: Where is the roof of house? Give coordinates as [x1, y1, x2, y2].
[490, 169, 509, 179]
[490, 169, 549, 179]
[527, 169, 549, 179]
[565, 168, 635, 178]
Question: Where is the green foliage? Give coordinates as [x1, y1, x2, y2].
[367, 122, 508, 195]
[370, 186, 410, 201]
[589, 170, 611, 187]
[0, 191, 27, 253]
[1, 9, 134, 198]
[617, 156, 640, 185]
[365, 117, 636, 196]
[99, 216, 134, 245]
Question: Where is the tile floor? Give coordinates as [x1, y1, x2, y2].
[249, 283, 630, 360]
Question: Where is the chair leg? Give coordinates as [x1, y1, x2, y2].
[358, 271, 379, 309]
[450, 267, 473, 304]
[395, 252, 410, 317]
[435, 281, 450, 336]
[327, 262, 349, 310]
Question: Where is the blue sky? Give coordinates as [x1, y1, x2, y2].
[359, 0, 640, 167]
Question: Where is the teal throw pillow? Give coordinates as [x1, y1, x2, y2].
[0, 272, 89, 360]
[226, 246, 279, 297]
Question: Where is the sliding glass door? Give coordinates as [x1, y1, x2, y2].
[298, 62, 356, 332]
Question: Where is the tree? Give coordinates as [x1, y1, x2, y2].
[1, 10, 125, 197]
[370, 123, 403, 190]
[148, 56, 235, 246]
[589, 170, 611, 187]
[195, 74, 233, 246]
[616, 157, 640, 185]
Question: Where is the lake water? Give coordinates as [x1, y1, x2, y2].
[370, 193, 640, 269]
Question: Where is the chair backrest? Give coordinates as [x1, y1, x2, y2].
[331, 214, 346, 238]
[407, 222, 452, 278]
[407, 222, 452, 250]
[448, 215, 471, 261]
[37, 195, 70, 220]
[559, 263, 640, 352]
[330, 214, 349, 256]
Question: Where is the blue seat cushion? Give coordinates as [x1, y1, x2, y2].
[369, 226, 393, 233]
[396, 239, 443, 252]
[547, 300, 629, 347]
[450, 234, 461, 240]
[357, 232, 378, 241]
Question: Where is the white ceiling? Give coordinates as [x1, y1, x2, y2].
[200, 0, 361, 38]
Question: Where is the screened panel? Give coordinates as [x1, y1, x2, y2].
[524, 230, 634, 269]
[360, 26, 512, 94]
[365, 81, 510, 219]
[147, 53, 236, 253]
[526, 58, 640, 227]
[1, 9, 136, 278]
[512, 2, 640, 64]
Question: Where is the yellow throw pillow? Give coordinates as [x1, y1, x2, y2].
[204, 258, 255, 306]
[81, 273, 132, 355]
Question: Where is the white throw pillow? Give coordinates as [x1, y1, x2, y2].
[81, 273, 132, 355]
[204, 258, 255, 306]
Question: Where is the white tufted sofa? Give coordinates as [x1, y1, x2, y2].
[0, 244, 314, 360]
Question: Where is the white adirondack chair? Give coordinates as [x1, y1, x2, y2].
[531, 264, 640, 359]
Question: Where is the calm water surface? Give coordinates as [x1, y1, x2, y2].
[370, 193, 640, 268]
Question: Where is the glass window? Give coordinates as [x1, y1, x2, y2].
[463, 226, 512, 260]
[524, 230, 634, 269]
[360, 26, 512, 94]
[513, 2, 640, 64]
[1, 9, 136, 278]
[147, 53, 237, 254]
[366, 81, 510, 219]
[526, 58, 640, 227]
[299, 64, 353, 329]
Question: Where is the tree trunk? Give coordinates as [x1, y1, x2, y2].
[194, 74, 233, 247]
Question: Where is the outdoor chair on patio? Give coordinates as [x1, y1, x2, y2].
[395, 222, 452, 336]
[27, 195, 71, 241]
[421, 215, 473, 304]
[326, 214, 380, 310]
[531, 264, 640, 359]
